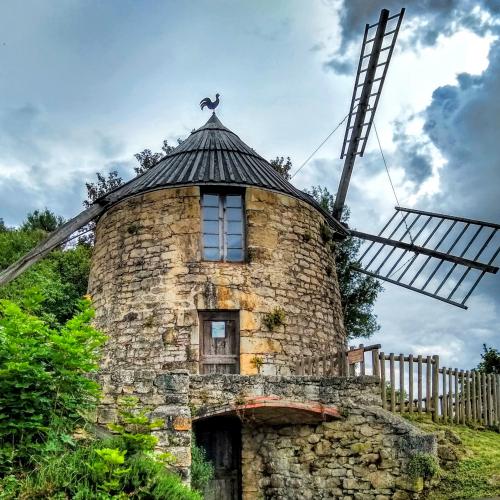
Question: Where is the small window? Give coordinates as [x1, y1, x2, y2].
[202, 193, 244, 262]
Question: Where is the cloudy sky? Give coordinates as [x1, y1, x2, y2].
[1, 0, 499, 369]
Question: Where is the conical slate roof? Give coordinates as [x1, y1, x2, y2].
[102, 114, 346, 234]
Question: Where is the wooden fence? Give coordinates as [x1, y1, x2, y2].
[295, 344, 500, 427]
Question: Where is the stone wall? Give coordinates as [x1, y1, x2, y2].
[189, 374, 382, 413]
[241, 407, 436, 500]
[88, 186, 345, 378]
[97, 371, 437, 497]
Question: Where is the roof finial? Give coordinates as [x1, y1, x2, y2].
[200, 93, 220, 111]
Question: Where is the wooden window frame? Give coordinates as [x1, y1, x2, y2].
[201, 188, 246, 263]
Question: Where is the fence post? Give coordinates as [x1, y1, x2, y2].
[432, 355, 439, 422]
[426, 356, 432, 414]
[390, 353, 396, 412]
[460, 370, 466, 425]
[442, 367, 447, 422]
[359, 344, 365, 376]
[448, 368, 453, 423]
[373, 348, 380, 378]
[487, 374, 492, 426]
[399, 354, 405, 413]
[494, 374, 500, 425]
[409, 354, 414, 414]
[417, 355, 423, 414]
[465, 370, 471, 423]
[482, 372, 488, 425]
[471, 370, 477, 422]
[380, 352, 386, 409]
[477, 371, 483, 424]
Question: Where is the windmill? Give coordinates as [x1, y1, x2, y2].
[0, 8, 498, 311]
[331, 7, 500, 310]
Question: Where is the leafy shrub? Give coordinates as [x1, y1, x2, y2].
[0, 438, 200, 500]
[263, 307, 286, 331]
[0, 295, 106, 473]
[407, 452, 440, 479]
[0, 399, 201, 499]
[191, 441, 214, 493]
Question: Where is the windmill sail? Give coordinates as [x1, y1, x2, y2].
[333, 8, 405, 220]
[351, 207, 500, 309]
[0, 203, 107, 287]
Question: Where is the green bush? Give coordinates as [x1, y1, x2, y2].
[0, 438, 200, 500]
[0, 295, 106, 473]
[407, 452, 440, 479]
[0, 398, 201, 499]
[191, 441, 214, 493]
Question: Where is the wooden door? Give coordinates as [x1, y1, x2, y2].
[195, 417, 241, 500]
[199, 311, 239, 374]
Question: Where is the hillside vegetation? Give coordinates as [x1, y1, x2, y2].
[403, 414, 500, 499]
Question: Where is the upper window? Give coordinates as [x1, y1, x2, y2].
[202, 193, 244, 262]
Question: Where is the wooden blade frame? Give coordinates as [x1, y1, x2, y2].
[351, 207, 500, 309]
[333, 8, 405, 220]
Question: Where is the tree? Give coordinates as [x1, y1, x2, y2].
[269, 156, 292, 181]
[81, 138, 184, 244]
[134, 139, 182, 175]
[21, 209, 64, 233]
[477, 344, 500, 374]
[306, 186, 382, 339]
[0, 217, 92, 325]
[268, 158, 382, 339]
[83, 170, 124, 208]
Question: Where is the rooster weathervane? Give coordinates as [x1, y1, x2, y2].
[200, 93, 220, 111]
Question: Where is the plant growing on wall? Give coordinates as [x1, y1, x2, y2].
[250, 355, 264, 374]
[263, 307, 286, 331]
[407, 452, 440, 480]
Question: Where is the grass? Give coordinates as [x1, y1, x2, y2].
[403, 414, 500, 499]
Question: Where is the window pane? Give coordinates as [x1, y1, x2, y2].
[203, 234, 219, 247]
[226, 195, 242, 208]
[227, 248, 243, 261]
[203, 207, 219, 221]
[227, 234, 242, 248]
[203, 194, 219, 207]
[203, 220, 219, 234]
[227, 221, 241, 235]
[226, 207, 242, 221]
[203, 247, 220, 260]
[211, 321, 226, 338]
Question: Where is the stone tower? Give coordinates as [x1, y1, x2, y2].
[89, 113, 348, 377]
[89, 114, 436, 499]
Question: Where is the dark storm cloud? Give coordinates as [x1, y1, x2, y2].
[392, 120, 433, 185]
[423, 39, 500, 223]
[0, 102, 132, 226]
[325, 0, 499, 75]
